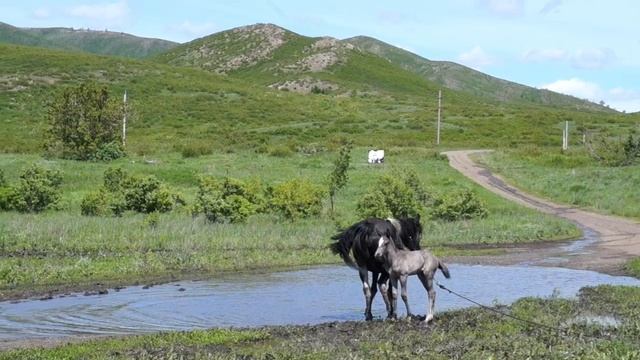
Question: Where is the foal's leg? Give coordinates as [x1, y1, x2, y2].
[378, 272, 391, 317]
[399, 274, 413, 318]
[418, 271, 436, 323]
[359, 268, 373, 321]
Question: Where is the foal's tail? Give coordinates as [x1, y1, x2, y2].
[438, 260, 451, 279]
[330, 224, 361, 269]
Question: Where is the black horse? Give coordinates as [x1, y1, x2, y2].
[330, 217, 422, 320]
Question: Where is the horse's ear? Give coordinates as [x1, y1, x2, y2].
[415, 213, 421, 222]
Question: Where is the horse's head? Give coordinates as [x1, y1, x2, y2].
[374, 236, 390, 261]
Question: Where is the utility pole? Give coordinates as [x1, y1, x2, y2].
[562, 120, 569, 151]
[122, 90, 127, 148]
[436, 89, 442, 145]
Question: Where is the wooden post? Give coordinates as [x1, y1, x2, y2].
[122, 90, 127, 148]
[436, 89, 442, 145]
[565, 121, 569, 150]
[562, 121, 569, 150]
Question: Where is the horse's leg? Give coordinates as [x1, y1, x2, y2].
[378, 272, 391, 317]
[418, 270, 436, 323]
[389, 275, 399, 320]
[399, 274, 412, 318]
[418, 271, 436, 323]
[359, 268, 373, 321]
[370, 272, 379, 314]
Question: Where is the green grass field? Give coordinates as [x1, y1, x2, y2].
[483, 148, 640, 219]
[0, 149, 579, 296]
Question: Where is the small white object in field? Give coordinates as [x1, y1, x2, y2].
[368, 149, 385, 164]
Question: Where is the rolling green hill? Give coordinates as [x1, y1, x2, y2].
[0, 24, 634, 156]
[344, 36, 607, 111]
[0, 22, 177, 59]
[155, 24, 609, 112]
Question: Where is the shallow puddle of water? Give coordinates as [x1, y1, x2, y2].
[0, 264, 638, 342]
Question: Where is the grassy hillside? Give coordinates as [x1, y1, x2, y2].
[344, 36, 610, 112]
[0, 42, 634, 155]
[0, 22, 177, 58]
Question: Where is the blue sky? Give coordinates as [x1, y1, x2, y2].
[2, 0, 639, 112]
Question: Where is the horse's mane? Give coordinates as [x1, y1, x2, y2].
[387, 216, 422, 250]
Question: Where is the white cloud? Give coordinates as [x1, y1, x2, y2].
[479, 0, 525, 16]
[169, 21, 218, 38]
[540, 0, 563, 14]
[541, 78, 640, 112]
[541, 78, 601, 100]
[458, 46, 496, 69]
[33, 7, 50, 19]
[522, 48, 568, 62]
[571, 48, 616, 69]
[68, 0, 129, 23]
[522, 47, 616, 69]
[607, 88, 640, 112]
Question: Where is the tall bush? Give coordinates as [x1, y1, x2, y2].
[431, 189, 488, 221]
[270, 178, 325, 220]
[80, 168, 178, 216]
[124, 175, 177, 213]
[356, 174, 422, 218]
[10, 164, 62, 212]
[192, 176, 264, 223]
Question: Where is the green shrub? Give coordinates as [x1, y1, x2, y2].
[0, 186, 15, 211]
[80, 190, 110, 216]
[356, 174, 422, 218]
[124, 175, 177, 213]
[431, 189, 488, 221]
[10, 164, 62, 213]
[180, 144, 212, 158]
[103, 167, 129, 192]
[143, 212, 160, 229]
[270, 178, 325, 220]
[0, 169, 5, 187]
[94, 141, 126, 161]
[193, 176, 263, 223]
[267, 145, 293, 157]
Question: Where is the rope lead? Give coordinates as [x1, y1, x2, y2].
[435, 281, 609, 341]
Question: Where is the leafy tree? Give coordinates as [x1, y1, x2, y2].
[328, 141, 352, 213]
[45, 82, 125, 161]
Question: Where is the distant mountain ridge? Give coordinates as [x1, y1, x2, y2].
[155, 23, 608, 111]
[0, 21, 610, 111]
[343, 36, 599, 110]
[0, 22, 178, 59]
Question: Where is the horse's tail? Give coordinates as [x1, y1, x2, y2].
[330, 225, 359, 269]
[438, 260, 451, 279]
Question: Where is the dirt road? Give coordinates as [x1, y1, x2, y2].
[444, 150, 640, 274]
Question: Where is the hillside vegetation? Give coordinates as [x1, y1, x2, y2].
[0, 22, 177, 59]
[345, 36, 610, 111]
[0, 38, 634, 156]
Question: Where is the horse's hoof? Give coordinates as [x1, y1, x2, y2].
[365, 314, 373, 321]
[425, 314, 434, 323]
